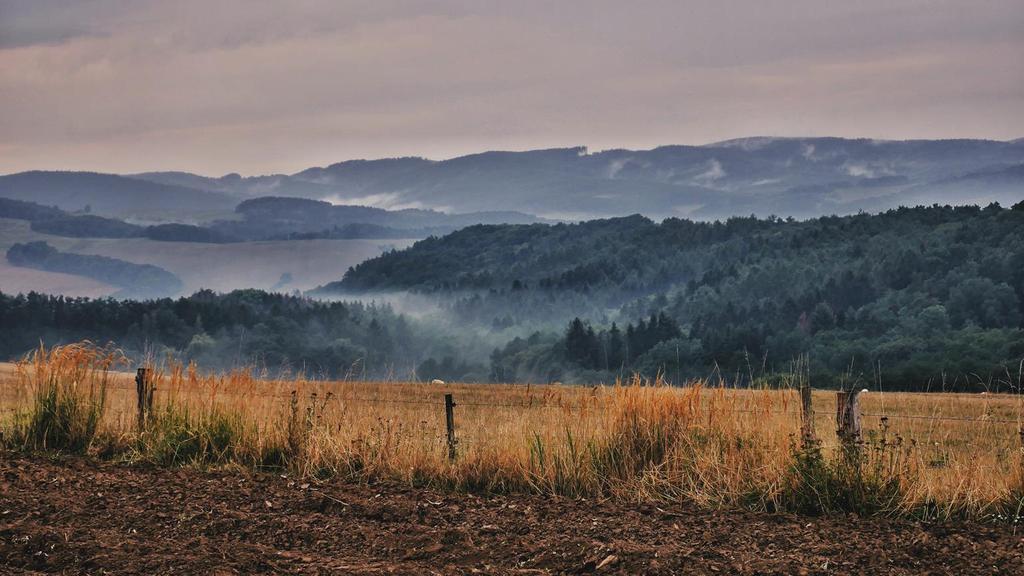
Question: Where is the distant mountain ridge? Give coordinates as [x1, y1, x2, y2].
[0, 195, 549, 243]
[135, 137, 1024, 220]
[5, 137, 1023, 221]
[0, 197, 235, 242]
[0, 171, 237, 221]
[213, 196, 550, 240]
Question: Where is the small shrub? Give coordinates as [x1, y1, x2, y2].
[782, 432, 911, 516]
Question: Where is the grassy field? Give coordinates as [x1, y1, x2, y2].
[0, 217, 417, 295]
[1, 345, 1022, 521]
[0, 219, 117, 296]
[0, 258, 116, 297]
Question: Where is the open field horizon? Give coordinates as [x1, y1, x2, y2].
[3, 345, 1022, 523]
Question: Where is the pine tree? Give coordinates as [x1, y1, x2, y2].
[565, 318, 591, 365]
[607, 322, 624, 371]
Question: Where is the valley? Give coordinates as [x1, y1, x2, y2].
[0, 217, 416, 296]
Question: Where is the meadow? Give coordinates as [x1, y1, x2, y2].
[1, 342, 1022, 522]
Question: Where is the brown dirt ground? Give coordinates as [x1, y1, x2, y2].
[0, 455, 1021, 575]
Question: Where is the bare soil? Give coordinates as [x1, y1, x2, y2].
[0, 455, 1021, 575]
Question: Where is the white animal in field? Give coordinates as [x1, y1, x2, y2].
[431, 379, 445, 385]
[861, 388, 869, 393]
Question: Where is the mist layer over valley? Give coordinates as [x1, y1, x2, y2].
[2, 169, 1023, 391]
[2, 138, 1022, 389]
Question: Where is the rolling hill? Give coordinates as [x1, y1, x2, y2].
[9, 137, 1024, 224]
[0, 171, 237, 221]
[132, 137, 1024, 220]
[0, 216, 417, 296]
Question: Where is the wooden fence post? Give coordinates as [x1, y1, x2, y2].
[444, 393, 457, 461]
[835, 390, 862, 442]
[799, 381, 816, 448]
[136, 368, 153, 431]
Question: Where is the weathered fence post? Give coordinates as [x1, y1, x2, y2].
[444, 393, 457, 461]
[799, 381, 816, 448]
[136, 368, 153, 431]
[835, 389, 862, 442]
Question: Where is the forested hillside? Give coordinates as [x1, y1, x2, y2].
[0, 198, 235, 242]
[6, 242, 182, 299]
[0, 195, 543, 243]
[0, 290, 470, 380]
[333, 202, 1024, 390]
[217, 197, 547, 240]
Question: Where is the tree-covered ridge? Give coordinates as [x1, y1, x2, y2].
[6, 242, 183, 299]
[336, 202, 1024, 296]
[215, 197, 547, 241]
[340, 202, 1024, 390]
[326, 213, 767, 292]
[0, 197, 236, 243]
[0, 198, 65, 221]
[0, 194, 544, 243]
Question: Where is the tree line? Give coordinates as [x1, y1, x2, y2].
[0, 289, 490, 380]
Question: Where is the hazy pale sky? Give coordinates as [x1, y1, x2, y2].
[1, 0, 1022, 175]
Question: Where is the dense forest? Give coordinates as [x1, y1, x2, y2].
[0, 197, 235, 243]
[329, 202, 1024, 390]
[0, 289, 485, 381]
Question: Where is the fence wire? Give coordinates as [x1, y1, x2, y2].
[862, 412, 1022, 425]
[330, 399, 1024, 426]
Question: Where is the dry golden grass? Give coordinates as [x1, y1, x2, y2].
[1, 343, 1022, 520]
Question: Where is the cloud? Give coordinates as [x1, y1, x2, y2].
[0, 1, 1021, 174]
[606, 158, 632, 179]
[844, 164, 874, 178]
[693, 159, 727, 185]
[324, 192, 431, 211]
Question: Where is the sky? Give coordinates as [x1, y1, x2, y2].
[0, 0, 1022, 176]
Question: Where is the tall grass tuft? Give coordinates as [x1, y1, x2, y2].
[6, 342, 125, 453]
[134, 403, 247, 466]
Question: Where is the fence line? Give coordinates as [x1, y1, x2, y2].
[862, 412, 1022, 425]
[329, 400, 1024, 426]
[3, 396, 1020, 425]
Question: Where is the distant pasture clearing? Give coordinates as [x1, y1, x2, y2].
[0, 258, 116, 298]
[0, 218, 416, 295]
